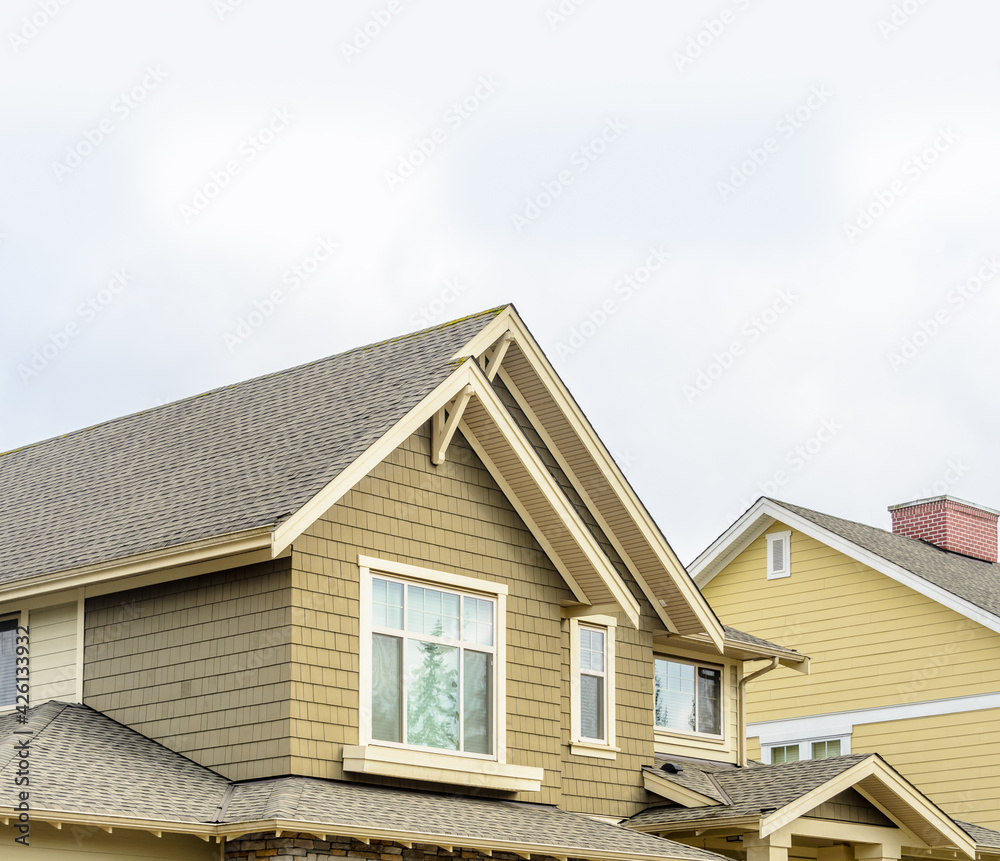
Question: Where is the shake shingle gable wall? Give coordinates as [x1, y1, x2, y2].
[0, 310, 502, 585]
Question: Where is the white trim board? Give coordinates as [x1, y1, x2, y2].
[691, 498, 1000, 636]
[749, 690, 1000, 745]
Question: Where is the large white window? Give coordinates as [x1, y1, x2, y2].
[654, 657, 722, 736]
[569, 615, 617, 758]
[369, 574, 496, 755]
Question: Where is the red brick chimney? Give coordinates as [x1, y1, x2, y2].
[889, 496, 999, 563]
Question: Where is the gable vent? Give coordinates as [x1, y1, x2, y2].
[766, 531, 791, 579]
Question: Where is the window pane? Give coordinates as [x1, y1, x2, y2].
[0, 619, 16, 707]
[407, 585, 460, 639]
[580, 673, 604, 740]
[696, 667, 722, 735]
[463, 650, 493, 754]
[462, 596, 494, 647]
[580, 628, 605, 673]
[371, 634, 402, 742]
[373, 578, 403, 630]
[812, 739, 841, 759]
[654, 660, 695, 732]
[772, 744, 800, 764]
[406, 639, 459, 750]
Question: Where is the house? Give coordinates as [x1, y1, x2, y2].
[0, 307, 988, 861]
[692, 495, 1000, 833]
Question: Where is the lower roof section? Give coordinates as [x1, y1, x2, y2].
[0, 702, 721, 861]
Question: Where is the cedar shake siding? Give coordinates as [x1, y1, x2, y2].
[83, 557, 293, 781]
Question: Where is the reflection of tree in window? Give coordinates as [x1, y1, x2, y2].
[406, 625, 459, 750]
[654, 658, 720, 735]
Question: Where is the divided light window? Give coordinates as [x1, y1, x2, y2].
[578, 626, 606, 742]
[0, 617, 17, 708]
[654, 658, 722, 736]
[370, 576, 495, 756]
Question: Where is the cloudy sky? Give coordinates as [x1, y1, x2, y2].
[2, 1, 998, 564]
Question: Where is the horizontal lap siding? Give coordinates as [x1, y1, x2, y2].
[855, 709, 1000, 829]
[0, 824, 217, 859]
[27, 602, 77, 703]
[702, 525, 1000, 718]
[290, 427, 571, 805]
[83, 558, 293, 780]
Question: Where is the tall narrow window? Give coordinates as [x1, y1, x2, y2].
[369, 574, 495, 756]
[654, 658, 722, 736]
[578, 626, 606, 741]
[0, 617, 17, 709]
[569, 615, 617, 757]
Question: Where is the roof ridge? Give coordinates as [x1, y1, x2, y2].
[0, 305, 508, 462]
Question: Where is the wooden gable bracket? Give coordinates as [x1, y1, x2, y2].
[479, 332, 514, 382]
[432, 384, 474, 465]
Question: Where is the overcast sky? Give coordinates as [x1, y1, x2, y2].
[2, 1, 998, 564]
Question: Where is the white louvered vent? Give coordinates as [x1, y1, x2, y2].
[766, 531, 791, 579]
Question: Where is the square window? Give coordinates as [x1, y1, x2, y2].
[654, 658, 722, 736]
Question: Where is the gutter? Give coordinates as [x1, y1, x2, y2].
[737, 658, 779, 767]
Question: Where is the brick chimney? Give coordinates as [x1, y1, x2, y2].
[889, 496, 999, 563]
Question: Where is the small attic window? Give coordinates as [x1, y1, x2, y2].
[766, 531, 791, 579]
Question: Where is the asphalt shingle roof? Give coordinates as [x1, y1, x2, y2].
[961, 821, 1000, 850]
[0, 310, 502, 586]
[629, 755, 871, 829]
[0, 704, 723, 861]
[769, 499, 1000, 618]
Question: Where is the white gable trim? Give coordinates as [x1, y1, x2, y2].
[691, 498, 1000, 636]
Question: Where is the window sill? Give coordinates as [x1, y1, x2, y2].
[654, 728, 726, 746]
[570, 741, 619, 760]
[342, 745, 544, 793]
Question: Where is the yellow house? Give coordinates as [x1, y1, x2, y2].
[0, 310, 990, 861]
[693, 496, 1000, 833]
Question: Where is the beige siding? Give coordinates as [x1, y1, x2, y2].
[27, 602, 78, 704]
[702, 524, 1000, 718]
[290, 425, 665, 818]
[83, 558, 292, 780]
[855, 708, 1000, 830]
[0, 823, 216, 860]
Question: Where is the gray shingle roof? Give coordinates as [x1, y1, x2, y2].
[0, 703, 724, 861]
[769, 499, 1000, 618]
[0, 310, 502, 586]
[960, 820, 1000, 850]
[722, 625, 801, 655]
[223, 776, 723, 861]
[629, 755, 871, 829]
[0, 702, 229, 823]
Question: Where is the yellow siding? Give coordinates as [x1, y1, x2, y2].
[702, 523, 1000, 718]
[28, 602, 77, 704]
[0, 823, 216, 860]
[855, 708, 1000, 830]
[289, 425, 660, 818]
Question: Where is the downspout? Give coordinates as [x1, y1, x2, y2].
[737, 658, 779, 767]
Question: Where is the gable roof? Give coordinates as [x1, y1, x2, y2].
[0, 703, 723, 861]
[0, 306, 722, 644]
[691, 497, 1000, 634]
[0, 310, 501, 587]
[629, 754, 975, 856]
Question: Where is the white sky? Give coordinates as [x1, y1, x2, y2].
[2, 0, 998, 564]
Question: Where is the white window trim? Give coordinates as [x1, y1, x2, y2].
[352, 556, 543, 792]
[653, 655, 725, 741]
[569, 614, 618, 759]
[766, 530, 791, 579]
[762, 734, 851, 764]
[0, 610, 26, 714]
